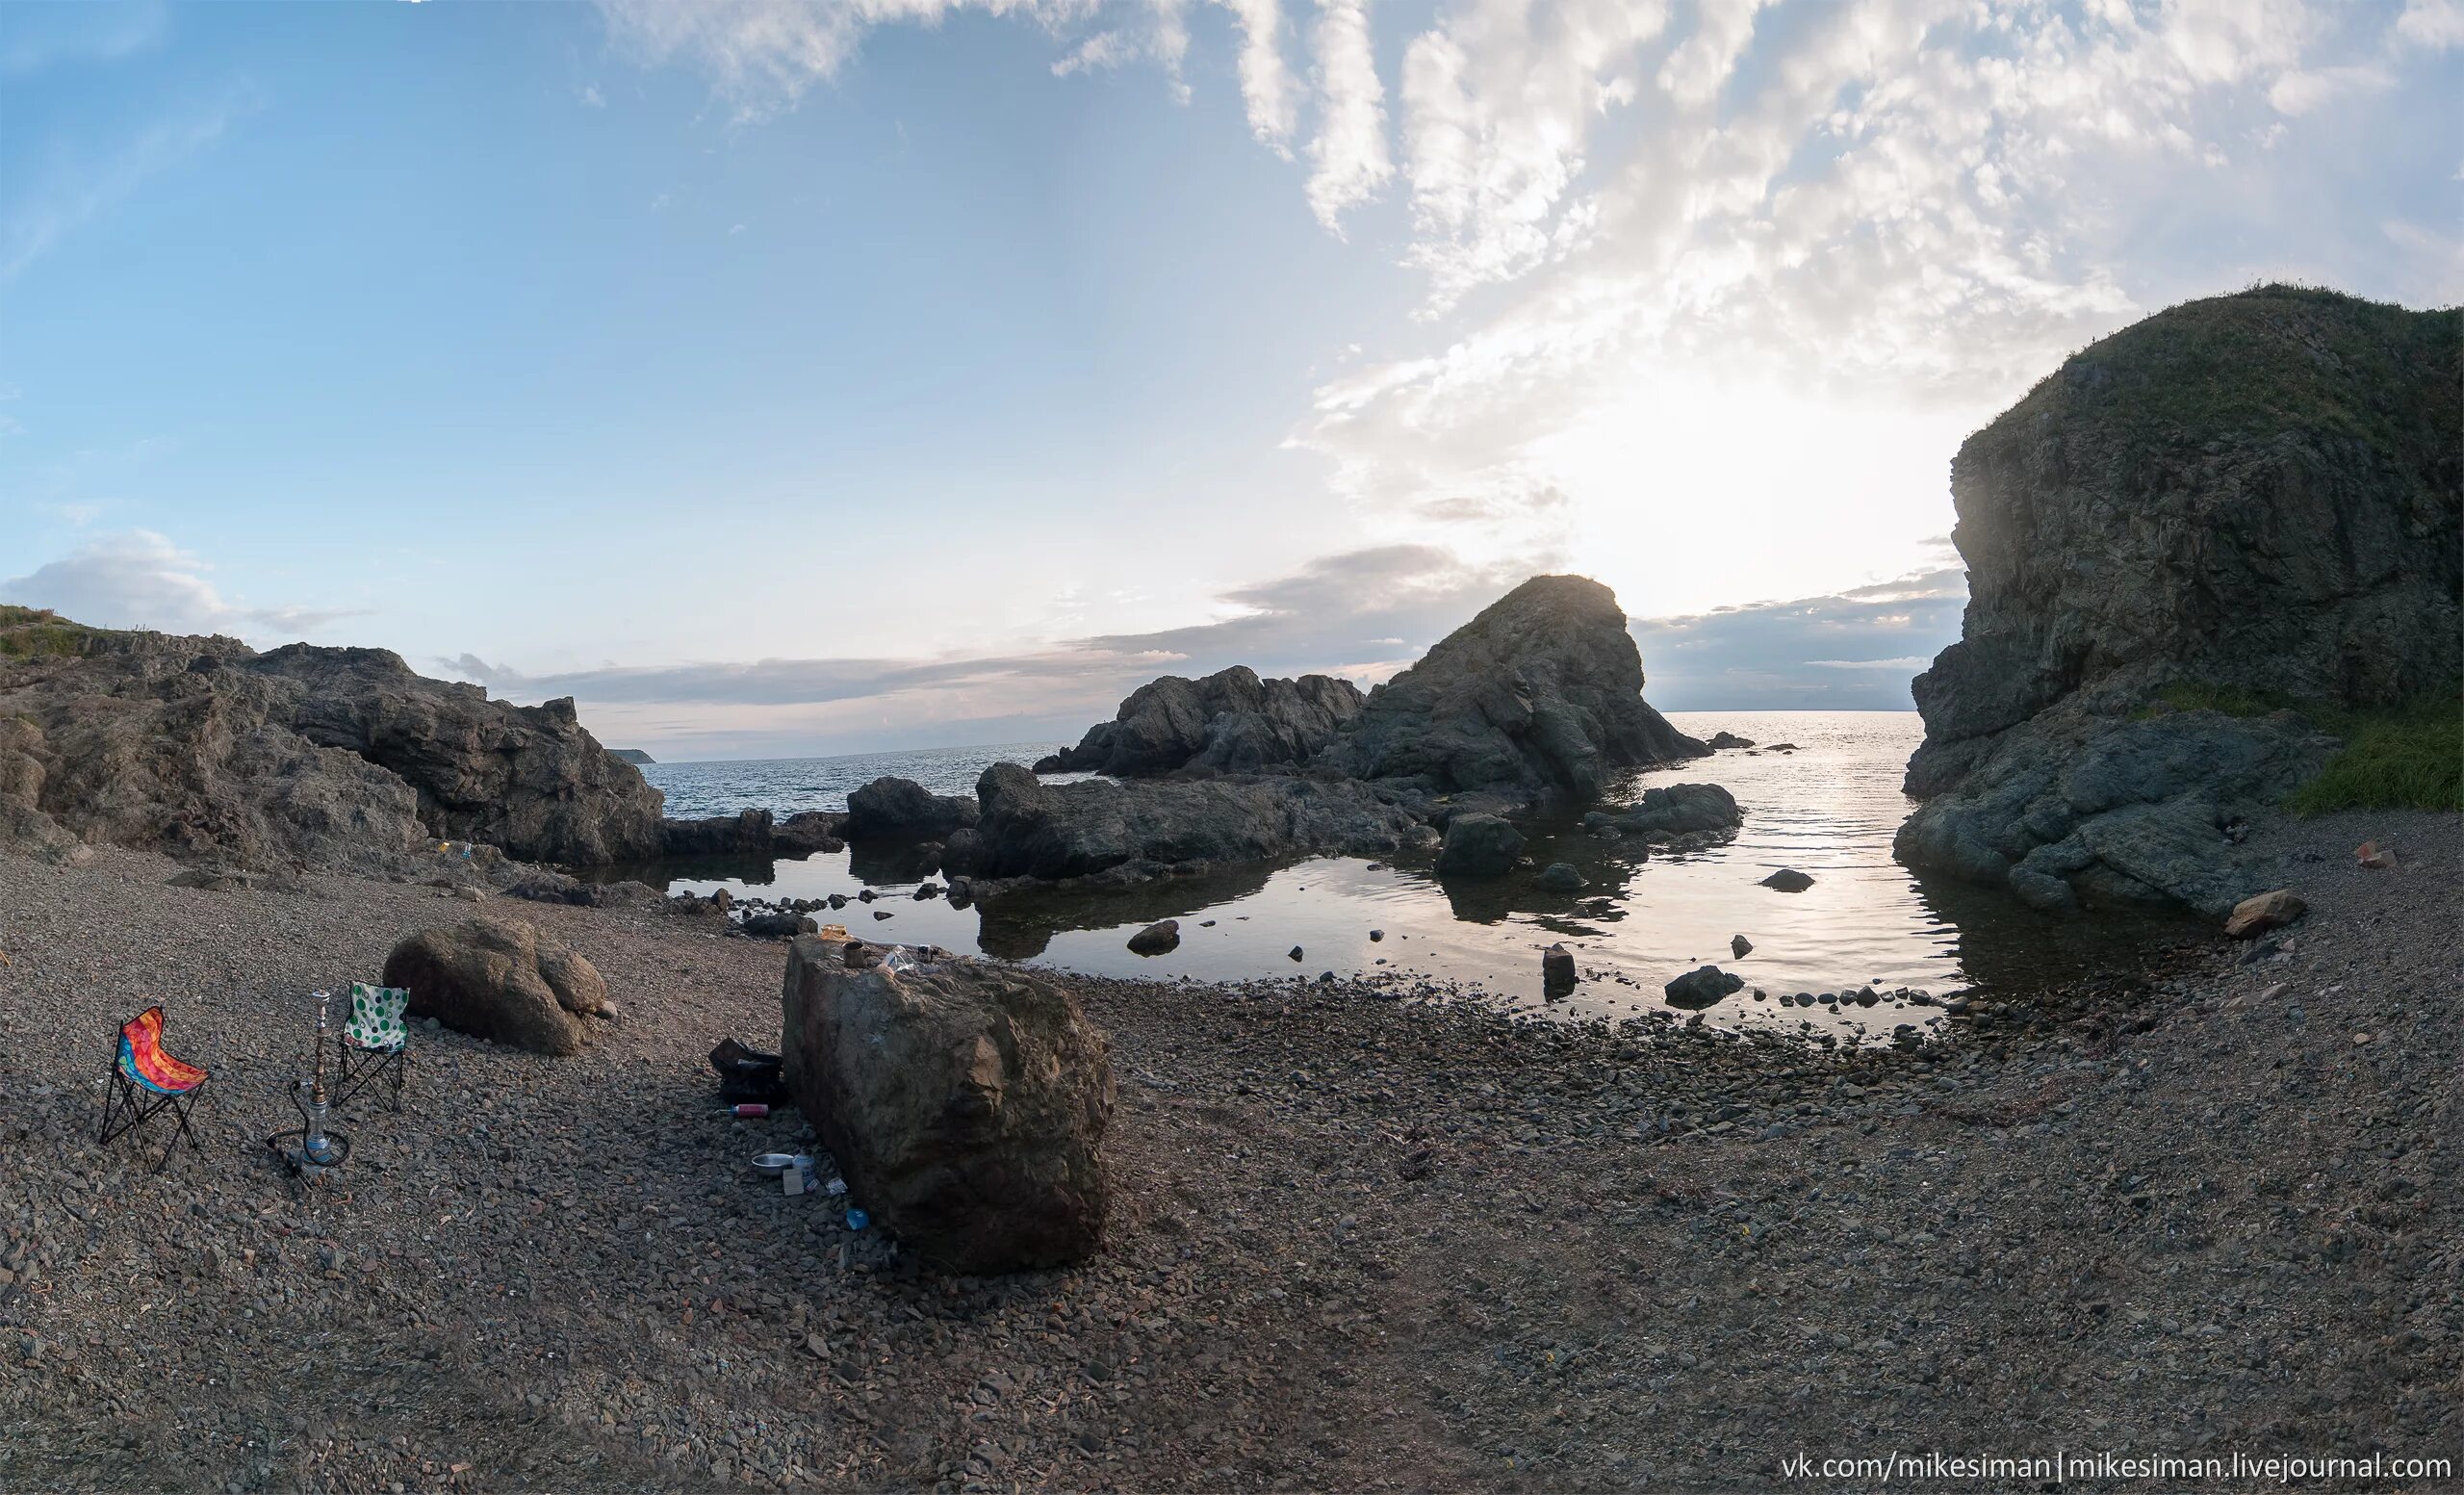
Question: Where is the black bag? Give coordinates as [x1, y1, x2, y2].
[708, 1037, 789, 1104]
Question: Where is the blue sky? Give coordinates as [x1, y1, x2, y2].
[4, 0, 2458, 758]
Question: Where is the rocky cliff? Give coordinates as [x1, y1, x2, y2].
[1315, 574, 1706, 799]
[1897, 286, 2461, 914]
[0, 614, 667, 871]
[1033, 666, 1363, 777]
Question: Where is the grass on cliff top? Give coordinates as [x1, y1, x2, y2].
[1977, 282, 2461, 465]
[2146, 683, 2463, 813]
[0, 606, 101, 660]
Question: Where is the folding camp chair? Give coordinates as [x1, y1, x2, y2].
[98, 1006, 209, 1172]
[331, 981, 410, 1111]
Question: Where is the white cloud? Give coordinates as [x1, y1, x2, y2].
[1216, 0, 1298, 145]
[2268, 63, 2392, 115]
[0, 531, 362, 641]
[1302, 0, 1393, 231]
[2395, 0, 2464, 50]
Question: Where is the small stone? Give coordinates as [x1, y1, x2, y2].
[2224, 889, 2305, 939]
[1731, 934, 1752, 958]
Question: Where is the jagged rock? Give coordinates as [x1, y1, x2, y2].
[780, 938, 1113, 1273]
[1582, 784, 1742, 840]
[381, 917, 613, 1055]
[2225, 889, 2306, 939]
[0, 622, 665, 870]
[660, 810, 774, 858]
[1125, 919, 1180, 955]
[771, 811, 846, 857]
[1534, 863, 1586, 892]
[1435, 813, 1524, 878]
[967, 761, 1423, 884]
[842, 777, 979, 842]
[1314, 576, 1706, 800]
[1036, 666, 1364, 777]
[1901, 288, 2460, 912]
[1760, 868, 1814, 892]
[1664, 966, 1744, 1008]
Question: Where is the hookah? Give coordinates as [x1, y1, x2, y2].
[267, 990, 353, 1181]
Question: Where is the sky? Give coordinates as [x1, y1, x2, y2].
[2, 0, 2457, 760]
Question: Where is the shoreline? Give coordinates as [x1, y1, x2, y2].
[1, 809, 2455, 1490]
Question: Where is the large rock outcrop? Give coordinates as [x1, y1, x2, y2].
[1034, 666, 1365, 777]
[966, 760, 1425, 885]
[842, 777, 979, 841]
[781, 936, 1113, 1273]
[1898, 287, 2460, 914]
[0, 613, 668, 871]
[382, 916, 615, 1055]
[1314, 576, 1705, 800]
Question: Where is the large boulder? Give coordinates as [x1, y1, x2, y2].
[842, 777, 979, 842]
[1036, 666, 1365, 777]
[1585, 783, 1742, 840]
[967, 760, 1424, 885]
[381, 917, 614, 1055]
[1898, 287, 2455, 913]
[660, 809, 774, 858]
[1314, 575, 1706, 801]
[781, 937, 1114, 1274]
[0, 617, 667, 871]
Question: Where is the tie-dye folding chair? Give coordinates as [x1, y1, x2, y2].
[331, 981, 411, 1111]
[98, 1006, 209, 1172]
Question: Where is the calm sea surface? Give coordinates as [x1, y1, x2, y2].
[631, 713, 2188, 1038]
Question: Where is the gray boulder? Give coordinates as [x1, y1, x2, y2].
[968, 761, 1423, 885]
[1664, 965, 1744, 1008]
[660, 809, 774, 858]
[1314, 575, 1706, 801]
[1036, 665, 1365, 777]
[1125, 919, 1181, 955]
[771, 811, 846, 857]
[842, 777, 979, 842]
[1901, 287, 2459, 912]
[1760, 868, 1814, 892]
[381, 917, 614, 1055]
[1534, 862, 1586, 892]
[780, 937, 1114, 1274]
[1585, 783, 1742, 840]
[1436, 813, 1525, 877]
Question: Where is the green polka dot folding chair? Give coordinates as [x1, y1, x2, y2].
[332, 981, 411, 1111]
[98, 1005, 210, 1172]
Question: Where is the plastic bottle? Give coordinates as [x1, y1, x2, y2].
[719, 1103, 770, 1118]
[845, 1208, 870, 1231]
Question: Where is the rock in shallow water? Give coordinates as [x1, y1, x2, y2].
[1535, 862, 1586, 893]
[1664, 966, 1744, 1008]
[1436, 813, 1524, 878]
[1759, 868, 1814, 892]
[1126, 919, 1180, 955]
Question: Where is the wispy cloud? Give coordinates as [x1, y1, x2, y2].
[0, 530, 367, 641]
[0, 0, 168, 78]
[1301, 0, 1392, 231]
[2, 86, 255, 282]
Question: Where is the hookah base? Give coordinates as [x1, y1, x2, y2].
[264, 1127, 352, 1181]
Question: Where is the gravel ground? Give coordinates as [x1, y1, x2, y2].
[0, 810, 2455, 1492]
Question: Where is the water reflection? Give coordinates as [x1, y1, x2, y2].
[593, 712, 2198, 1039]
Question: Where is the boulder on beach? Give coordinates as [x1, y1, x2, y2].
[1898, 288, 2459, 915]
[1035, 666, 1364, 777]
[1664, 965, 1744, 1008]
[780, 936, 1114, 1274]
[1126, 919, 1180, 955]
[842, 777, 979, 842]
[2224, 889, 2306, 939]
[381, 916, 614, 1055]
[1314, 576, 1707, 800]
[1542, 943, 1577, 992]
[1436, 813, 1525, 878]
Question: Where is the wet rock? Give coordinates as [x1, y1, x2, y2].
[969, 761, 1421, 883]
[843, 778, 979, 842]
[1760, 868, 1814, 892]
[1731, 934, 1753, 958]
[1436, 813, 1525, 878]
[1036, 666, 1363, 777]
[1287, 945, 1304, 962]
[780, 939, 1113, 1273]
[1707, 732, 1755, 749]
[661, 810, 775, 858]
[381, 917, 612, 1055]
[1542, 944, 1577, 992]
[1535, 862, 1586, 893]
[1126, 920, 1181, 956]
[2224, 889, 2306, 940]
[1664, 966, 1744, 1009]
[771, 811, 847, 857]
